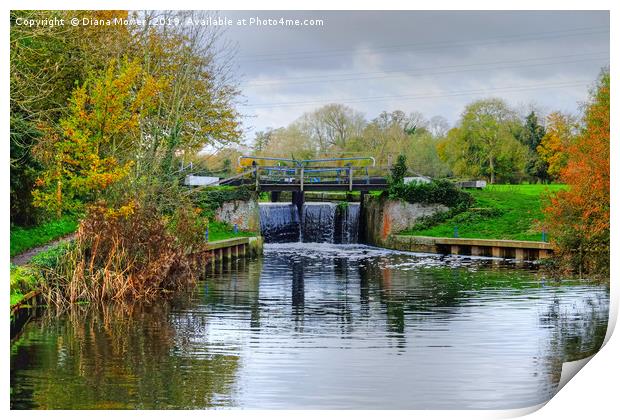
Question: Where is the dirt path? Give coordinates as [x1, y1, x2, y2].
[11, 233, 76, 266]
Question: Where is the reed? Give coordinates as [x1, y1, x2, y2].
[41, 202, 204, 306]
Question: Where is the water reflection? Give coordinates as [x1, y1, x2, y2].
[11, 244, 609, 409]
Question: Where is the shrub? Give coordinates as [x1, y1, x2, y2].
[42, 201, 203, 305]
[30, 241, 74, 269]
[388, 179, 474, 210]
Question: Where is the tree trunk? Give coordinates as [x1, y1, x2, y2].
[489, 154, 495, 184]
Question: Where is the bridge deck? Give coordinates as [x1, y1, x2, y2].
[258, 182, 388, 192]
[220, 165, 389, 192]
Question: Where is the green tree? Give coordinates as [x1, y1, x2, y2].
[390, 154, 408, 185]
[519, 111, 548, 182]
[438, 98, 528, 183]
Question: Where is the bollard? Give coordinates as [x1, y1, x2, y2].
[542, 230, 547, 242]
[233, 224, 239, 234]
[205, 227, 209, 242]
[453, 226, 459, 238]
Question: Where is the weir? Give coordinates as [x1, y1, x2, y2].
[260, 202, 360, 244]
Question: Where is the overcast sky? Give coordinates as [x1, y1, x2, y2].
[219, 11, 609, 144]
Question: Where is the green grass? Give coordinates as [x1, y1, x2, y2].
[401, 184, 568, 242]
[10, 215, 79, 257]
[207, 221, 257, 242]
[10, 264, 42, 307]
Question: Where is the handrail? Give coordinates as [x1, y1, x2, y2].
[238, 155, 377, 168]
[218, 167, 257, 185]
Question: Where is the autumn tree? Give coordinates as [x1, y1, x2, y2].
[10, 10, 131, 225]
[544, 70, 609, 275]
[537, 112, 579, 180]
[32, 61, 163, 217]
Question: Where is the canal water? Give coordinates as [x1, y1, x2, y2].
[10, 243, 609, 409]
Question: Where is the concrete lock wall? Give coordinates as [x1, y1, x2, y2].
[215, 199, 260, 232]
[362, 195, 448, 247]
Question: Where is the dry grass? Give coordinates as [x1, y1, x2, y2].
[41, 202, 205, 306]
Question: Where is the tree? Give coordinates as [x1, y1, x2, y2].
[537, 112, 579, 180]
[406, 131, 451, 178]
[10, 10, 131, 225]
[518, 111, 548, 182]
[297, 104, 365, 154]
[253, 129, 273, 152]
[438, 98, 528, 183]
[32, 61, 163, 217]
[428, 115, 450, 138]
[543, 70, 609, 274]
[390, 155, 408, 185]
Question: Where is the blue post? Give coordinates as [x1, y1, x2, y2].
[204, 227, 209, 242]
[453, 225, 459, 238]
[233, 224, 239, 234]
[542, 230, 547, 242]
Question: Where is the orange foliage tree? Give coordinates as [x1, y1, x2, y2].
[33, 60, 164, 217]
[543, 70, 610, 275]
[537, 112, 579, 180]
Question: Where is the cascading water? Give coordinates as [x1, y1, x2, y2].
[259, 203, 301, 243]
[301, 202, 336, 243]
[259, 202, 361, 244]
[335, 203, 360, 244]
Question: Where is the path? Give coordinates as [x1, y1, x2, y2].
[11, 233, 76, 266]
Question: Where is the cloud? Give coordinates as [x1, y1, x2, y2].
[221, 10, 609, 142]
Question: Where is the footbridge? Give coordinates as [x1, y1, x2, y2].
[219, 156, 389, 193]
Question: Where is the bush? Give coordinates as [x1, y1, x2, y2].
[42, 201, 203, 305]
[10, 265, 43, 305]
[388, 179, 474, 210]
[30, 241, 74, 269]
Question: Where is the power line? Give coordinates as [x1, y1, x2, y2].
[243, 51, 608, 84]
[243, 53, 608, 87]
[240, 80, 589, 109]
[237, 26, 609, 63]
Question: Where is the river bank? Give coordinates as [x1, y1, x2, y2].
[10, 234, 264, 325]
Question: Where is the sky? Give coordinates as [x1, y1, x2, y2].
[218, 10, 609, 145]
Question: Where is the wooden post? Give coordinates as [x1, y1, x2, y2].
[539, 249, 552, 259]
[450, 245, 459, 255]
[471, 245, 482, 256]
[514, 248, 525, 261]
[491, 247, 502, 258]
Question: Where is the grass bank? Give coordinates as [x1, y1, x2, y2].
[401, 184, 567, 242]
[10, 215, 79, 257]
[207, 221, 257, 242]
